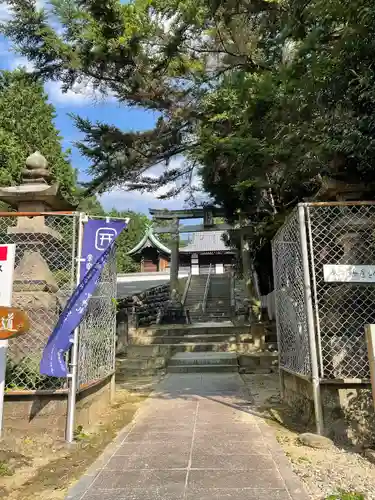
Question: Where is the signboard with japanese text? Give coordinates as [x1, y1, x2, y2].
[0, 307, 29, 340]
[323, 265, 375, 283]
[0, 244, 16, 437]
[0, 245, 15, 307]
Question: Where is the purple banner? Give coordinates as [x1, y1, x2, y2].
[80, 219, 127, 279]
[40, 218, 127, 377]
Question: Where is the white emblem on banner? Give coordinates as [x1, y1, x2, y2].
[95, 228, 117, 251]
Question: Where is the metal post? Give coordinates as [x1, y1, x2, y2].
[271, 239, 285, 400]
[365, 324, 375, 409]
[298, 204, 324, 435]
[169, 218, 179, 294]
[305, 206, 324, 377]
[65, 212, 84, 443]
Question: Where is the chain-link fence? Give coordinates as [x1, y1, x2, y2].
[272, 209, 311, 377]
[2, 213, 78, 391]
[307, 204, 375, 380]
[2, 212, 118, 392]
[78, 243, 117, 387]
[273, 203, 375, 383]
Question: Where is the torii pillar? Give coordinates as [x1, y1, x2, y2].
[169, 218, 179, 294]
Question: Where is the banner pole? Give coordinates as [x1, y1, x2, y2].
[66, 213, 85, 443]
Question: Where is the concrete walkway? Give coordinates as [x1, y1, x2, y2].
[66, 374, 310, 500]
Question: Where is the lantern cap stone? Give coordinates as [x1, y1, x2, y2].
[26, 151, 48, 170]
[0, 152, 76, 211]
[22, 151, 52, 185]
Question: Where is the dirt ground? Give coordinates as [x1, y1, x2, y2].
[0, 379, 154, 500]
[243, 373, 375, 500]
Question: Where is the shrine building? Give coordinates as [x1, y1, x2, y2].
[128, 227, 235, 275]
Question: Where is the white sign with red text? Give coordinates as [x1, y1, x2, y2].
[0, 245, 16, 437]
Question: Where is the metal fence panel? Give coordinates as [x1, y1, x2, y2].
[1, 213, 78, 391]
[272, 209, 311, 376]
[2, 212, 118, 392]
[307, 204, 374, 380]
[78, 244, 117, 387]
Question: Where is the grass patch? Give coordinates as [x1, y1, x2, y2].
[326, 492, 365, 500]
[0, 461, 14, 476]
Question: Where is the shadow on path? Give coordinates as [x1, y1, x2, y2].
[66, 374, 310, 500]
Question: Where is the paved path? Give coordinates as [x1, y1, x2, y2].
[66, 374, 310, 500]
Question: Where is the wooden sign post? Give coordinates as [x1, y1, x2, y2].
[0, 245, 16, 438]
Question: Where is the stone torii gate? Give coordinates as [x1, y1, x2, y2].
[150, 207, 252, 294]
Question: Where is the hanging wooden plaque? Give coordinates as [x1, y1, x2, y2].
[0, 307, 30, 340]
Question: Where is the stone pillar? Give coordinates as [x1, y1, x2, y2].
[239, 213, 251, 283]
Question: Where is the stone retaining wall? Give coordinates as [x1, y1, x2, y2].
[4, 376, 113, 438]
[118, 283, 170, 328]
[282, 370, 375, 446]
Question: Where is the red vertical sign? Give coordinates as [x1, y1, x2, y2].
[0, 247, 8, 261]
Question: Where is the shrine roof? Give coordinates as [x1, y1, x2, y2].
[180, 231, 233, 253]
[127, 227, 171, 256]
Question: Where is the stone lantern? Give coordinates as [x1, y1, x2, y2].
[0, 152, 76, 362]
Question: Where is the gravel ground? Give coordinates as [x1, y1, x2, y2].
[242, 373, 375, 499]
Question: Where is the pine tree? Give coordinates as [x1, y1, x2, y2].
[0, 69, 76, 200]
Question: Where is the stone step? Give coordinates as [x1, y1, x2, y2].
[116, 368, 165, 378]
[168, 343, 250, 353]
[168, 364, 238, 373]
[124, 345, 171, 357]
[238, 352, 279, 374]
[190, 311, 230, 317]
[116, 356, 166, 372]
[168, 352, 238, 367]
[131, 333, 254, 344]
[133, 325, 251, 336]
[189, 316, 231, 322]
[204, 309, 231, 313]
[128, 341, 277, 354]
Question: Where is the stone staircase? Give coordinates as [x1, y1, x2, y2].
[184, 275, 206, 321]
[116, 322, 278, 378]
[184, 274, 232, 322]
[205, 275, 231, 321]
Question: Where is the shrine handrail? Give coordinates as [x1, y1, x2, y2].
[230, 270, 235, 314]
[202, 264, 213, 313]
[182, 271, 192, 306]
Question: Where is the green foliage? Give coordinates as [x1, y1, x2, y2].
[5, 356, 63, 391]
[106, 208, 149, 273]
[5, 0, 375, 288]
[74, 425, 89, 441]
[326, 492, 365, 500]
[0, 69, 76, 200]
[53, 269, 73, 289]
[0, 461, 13, 477]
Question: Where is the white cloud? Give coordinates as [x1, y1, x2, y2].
[45, 79, 115, 107]
[100, 188, 184, 214]
[0, 3, 12, 22]
[0, 0, 47, 22]
[99, 156, 208, 215]
[10, 56, 35, 72]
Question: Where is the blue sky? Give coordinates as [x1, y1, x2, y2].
[0, 2, 195, 216]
